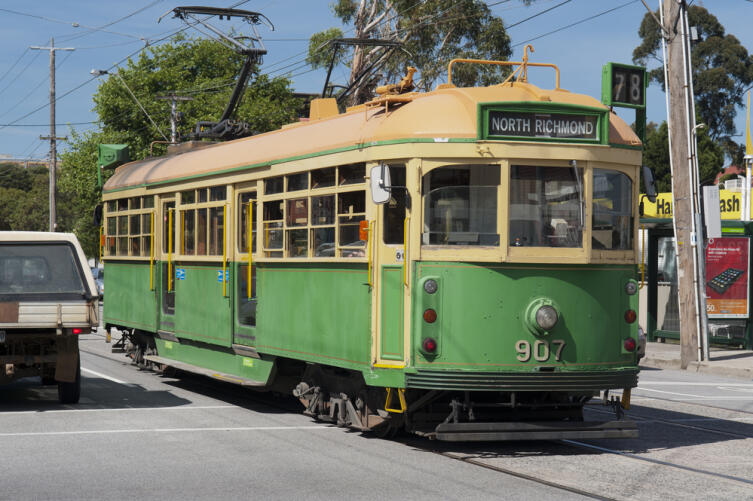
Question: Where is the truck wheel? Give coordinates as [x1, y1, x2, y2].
[58, 360, 81, 404]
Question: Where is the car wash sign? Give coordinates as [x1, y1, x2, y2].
[479, 104, 607, 144]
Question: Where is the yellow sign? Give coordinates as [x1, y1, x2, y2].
[642, 191, 747, 219]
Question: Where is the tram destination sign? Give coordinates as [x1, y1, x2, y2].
[482, 110, 601, 142]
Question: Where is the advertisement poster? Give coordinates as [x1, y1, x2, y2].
[705, 237, 750, 318]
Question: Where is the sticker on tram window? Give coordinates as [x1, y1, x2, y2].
[395, 249, 404, 263]
[175, 268, 186, 280]
[515, 339, 566, 362]
[217, 270, 229, 283]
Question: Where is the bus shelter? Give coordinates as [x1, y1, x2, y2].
[641, 217, 753, 350]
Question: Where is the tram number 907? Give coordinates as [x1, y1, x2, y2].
[515, 339, 566, 362]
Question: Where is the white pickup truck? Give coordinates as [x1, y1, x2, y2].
[0, 232, 99, 403]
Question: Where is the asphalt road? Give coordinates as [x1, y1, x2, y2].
[0, 334, 585, 501]
[1, 321, 752, 500]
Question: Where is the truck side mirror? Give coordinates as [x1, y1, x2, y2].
[642, 165, 657, 203]
[370, 164, 392, 205]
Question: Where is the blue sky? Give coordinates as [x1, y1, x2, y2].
[0, 0, 750, 162]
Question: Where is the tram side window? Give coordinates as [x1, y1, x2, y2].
[238, 192, 257, 253]
[339, 191, 366, 256]
[179, 187, 227, 257]
[286, 198, 308, 258]
[592, 169, 633, 250]
[312, 195, 335, 256]
[422, 164, 499, 246]
[383, 165, 406, 245]
[263, 200, 284, 257]
[104, 196, 155, 257]
[162, 201, 176, 253]
[509, 165, 583, 248]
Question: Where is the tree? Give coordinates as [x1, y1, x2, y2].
[61, 35, 303, 257]
[642, 121, 724, 193]
[633, 6, 753, 151]
[0, 164, 74, 233]
[92, 35, 303, 159]
[308, 0, 515, 106]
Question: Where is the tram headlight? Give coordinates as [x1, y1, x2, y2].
[535, 305, 559, 331]
[423, 279, 438, 294]
[524, 298, 560, 335]
[625, 281, 638, 295]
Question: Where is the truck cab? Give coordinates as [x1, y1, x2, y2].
[0, 232, 98, 403]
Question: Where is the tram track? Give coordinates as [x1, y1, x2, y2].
[560, 439, 753, 489]
[415, 445, 617, 501]
[587, 405, 753, 440]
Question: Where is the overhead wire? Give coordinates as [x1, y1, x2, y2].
[0, 51, 41, 97]
[56, 0, 165, 43]
[0, 51, 75, 120]
[0, 48, 30, 86]
[0, 7, 146, 41]
[512, 0, 639, 48]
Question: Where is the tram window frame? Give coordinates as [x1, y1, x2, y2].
[591, 168, 633, 251]
[509, 164, 585, 249]
[258, 163, 367, 259]
[162, 200, 176, 254]
[383, 164, 406, 245]
[103, 195, 156, 259]
[237, 190, 258, 254]
[421, 164, 501, 247]
[178, 186, 228, 258]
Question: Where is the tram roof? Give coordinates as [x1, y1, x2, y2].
[103, 81, 641, 193]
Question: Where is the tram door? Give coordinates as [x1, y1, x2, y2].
[372, 164, 408, 367]
[158, 200, 176, 335]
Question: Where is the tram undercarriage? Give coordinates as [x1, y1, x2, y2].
[293, 364, 638, 441]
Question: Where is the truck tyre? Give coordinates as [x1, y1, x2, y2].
[58, 360, 81, 404]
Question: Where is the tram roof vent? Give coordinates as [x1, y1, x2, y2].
[309, 98, 340, 121]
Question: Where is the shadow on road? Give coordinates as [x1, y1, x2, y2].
[0, 375, 191, 412]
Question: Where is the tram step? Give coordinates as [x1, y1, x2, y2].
[434, 420, 639, 441]
[144, 355, 267, 387]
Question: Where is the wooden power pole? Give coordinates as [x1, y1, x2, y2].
[662, 1, 701, 368]
[31, 38, 74, 231]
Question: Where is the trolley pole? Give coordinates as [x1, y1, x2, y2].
[661, 0, 703, 367]
[31, 38, 74, 232]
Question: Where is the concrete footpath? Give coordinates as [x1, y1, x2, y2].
[641, 341, 753, 380]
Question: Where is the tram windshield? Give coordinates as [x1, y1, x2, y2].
[592, 169, 633, 250]
[422, 164, 499, 246]
[509, 165, 583, 248]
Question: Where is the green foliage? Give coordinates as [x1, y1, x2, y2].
[92, 35, 302, 159]
[58, 36, 303, 258]
[0, 164, 74, 233]
[308, 0, 513, 104]
[643, 121, 724, 193]
[307, 28, 346, 69]
[0, 163, 32, 191]
[633, 6, 753, 143]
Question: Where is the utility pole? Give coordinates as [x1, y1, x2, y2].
[661, 1, 704, 367]
[31, 38, 74, 232]
[156, 94, 193, 143]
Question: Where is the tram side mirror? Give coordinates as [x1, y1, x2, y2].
[642, 165, 657, 203]
[370, 164, 392, 205]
